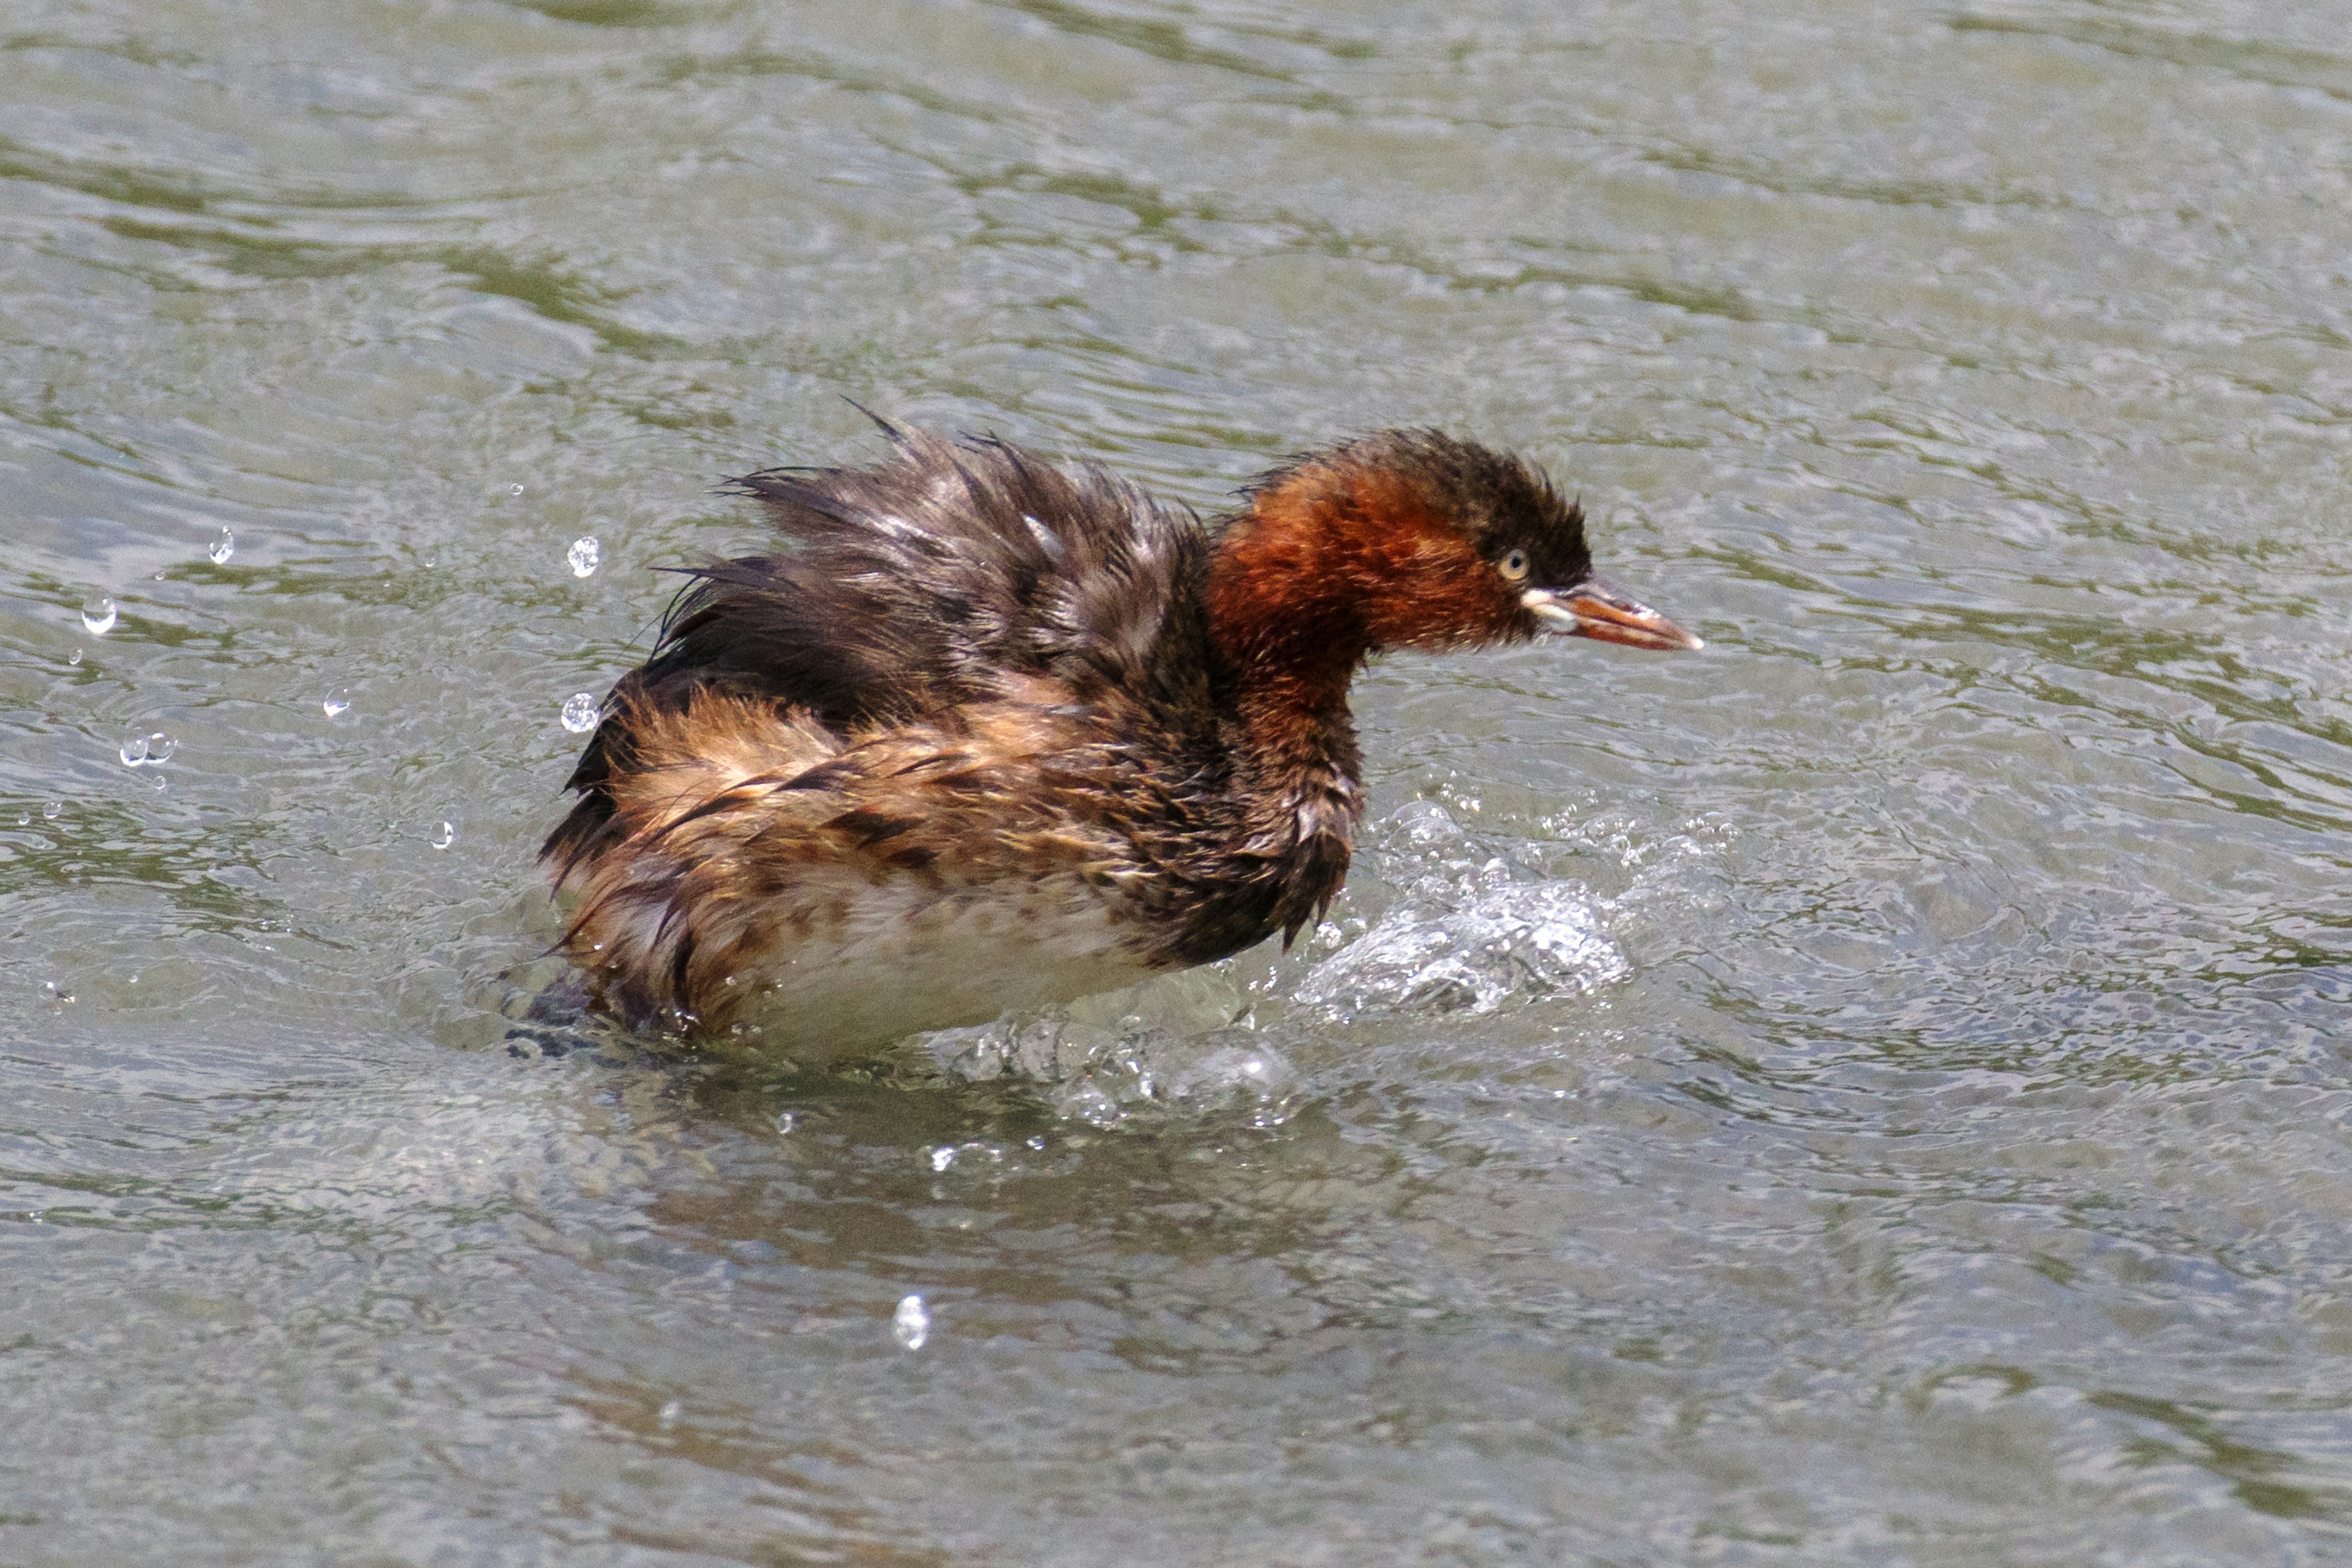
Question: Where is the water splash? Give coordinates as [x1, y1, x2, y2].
[1296, 880, 1626, 1016]
[567, 535, 600, 578]
[118, 733, 176, 768]
[560, 693, 600, 734]
[80, 595, 116, 636]
[1169, 1044, 1294, 1112]
[932, 969, 1294, 1128]
[208, 527, 235, 565]
[322, 689, 352, 718]
[1294, 804, 1627, 1017]
[892, 1294, 930, 1350]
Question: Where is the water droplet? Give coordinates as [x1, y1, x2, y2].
[560, 693, 601, 734]
[13, 813, 25, 827]
[208, 527, 235, 565]
[892, 1294, 930, 1350]
[322, 689, 350, 718]
[510, 483, 526, 497]
[119, 733, 175, 767]
[431, 821, 454, 850]
[775, 1111, 796, 1136]
[657, 1400, 681, 1429]
[929, 1146, 957, 1174]
[567, 535, 601, 578]
[80, 595, 116, 636]
[41, 802, 60, 820]
[67, 648, 82, 666]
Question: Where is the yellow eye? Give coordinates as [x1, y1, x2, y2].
[1499, 548, 1530, 582]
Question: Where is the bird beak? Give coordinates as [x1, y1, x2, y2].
[1522, 578, 1704, 651]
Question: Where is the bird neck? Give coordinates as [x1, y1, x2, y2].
[1205, 486, 1374, 827]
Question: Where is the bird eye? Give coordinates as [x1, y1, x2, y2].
[1498, 548, 1530, 582]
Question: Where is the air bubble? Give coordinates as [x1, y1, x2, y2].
[209, 527, 235, 565]
[80, 595, 116, 636]
[323, 689, 351, 718]
[775, 1111, 796, 1136]
[560, 693, 601, 733]
[42, 802, 60, 820]
[69, 648, 82, 666]
[119, 733, 176, 767]
[892, 1294, 930, 1350]
[657, 1400, 681, 1429]
[567, 535, 601, 578]
[431, 821, 454, 850]
[929, 1146, 957, 1173]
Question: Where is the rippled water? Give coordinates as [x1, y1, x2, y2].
[5, 0, 2351, 1561]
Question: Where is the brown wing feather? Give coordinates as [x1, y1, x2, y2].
[541, 424, 1214, 884]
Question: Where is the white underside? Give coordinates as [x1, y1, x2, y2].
[718, 872, 1166, 1054]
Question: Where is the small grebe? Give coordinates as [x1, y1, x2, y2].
[543, 423, 1700, 1044]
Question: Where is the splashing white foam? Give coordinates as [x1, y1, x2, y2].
[1293, 802, 1628, 1017]
[1296, 878, 1626, 1016]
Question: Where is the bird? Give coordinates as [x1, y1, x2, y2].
[541, 420, 1701, 1047]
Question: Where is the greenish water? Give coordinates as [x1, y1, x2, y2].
[4, 0, 2351, 1562]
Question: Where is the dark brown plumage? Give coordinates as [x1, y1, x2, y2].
[543, 421, 1699, 1043]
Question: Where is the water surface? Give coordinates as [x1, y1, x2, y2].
[5, 0, 2352, 1562]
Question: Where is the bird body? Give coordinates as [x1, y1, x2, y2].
[544, 423, 1698, 1044]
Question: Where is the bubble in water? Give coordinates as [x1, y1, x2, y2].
[560, 693, 601, 733]
[775, 1111, 796, 1136]
[42, 802, 60, 820]
[929, 1146, 957, 1173]
[208, 527, 235, 565]
[510, 483, 526, 497]
[323, 689, 351, 718]
[431, 821, 455, 850]
[80, 595, 116, 636]
[119, 733, 176, 767]
[1174, 1045, 1293, 1100]
[657, 1400, 682, 1430]
[68, 648, 82, 666]
[892, 1294, 930, 1351]
[567, 535, 601, 578]
[13, 813, 24, 827]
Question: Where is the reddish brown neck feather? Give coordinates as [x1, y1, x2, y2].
[1205, 464, 1461, 819]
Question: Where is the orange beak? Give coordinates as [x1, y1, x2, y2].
[1522, 577, 1703, 651]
